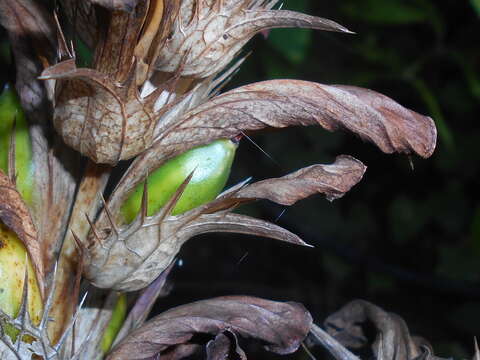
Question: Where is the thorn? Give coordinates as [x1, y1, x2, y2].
[408, 155, 415, 171]
[140, 175, 149, 224]
[55, 291, 89, 351]
[85, 213, 104, 249]
[236, 252, 249, 266]
[474, 337, 479, 360]
[301, 342, 317, 360]
[240, 131, 282, 169]
[99, 193, 119, 236]
[15, 264, 30, 351]
[53, 10, 72, 59]
[274, 207, 287, 222]
[70, 40, 76, 59]
[40, 261, 59, 330]
[157, 170, 195, 222]
[377, 332, 384, 360]
[71, 230, 86, 257]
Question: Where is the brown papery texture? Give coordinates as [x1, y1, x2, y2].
[325, 300, 447, 360]
[108, 296, 312, 359]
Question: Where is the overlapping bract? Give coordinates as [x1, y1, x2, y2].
[0, 0, 439, 358]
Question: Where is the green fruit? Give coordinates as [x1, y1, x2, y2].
[101, 293, 127, 353]
[120, 139, 237, 223]
[0, 221, 43, 338]
[0, 84, 33, 205]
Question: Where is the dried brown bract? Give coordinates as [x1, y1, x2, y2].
[40, 0, 354, 164]
[156, 0, 353, 78]
[85, 155, 366, 291]
[107, 296, 312, 359]
[324, 300, 449, 360]
[0, 0, 441, 358]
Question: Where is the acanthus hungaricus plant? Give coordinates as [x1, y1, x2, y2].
[0, 0, 442, 359]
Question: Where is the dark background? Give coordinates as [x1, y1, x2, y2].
[1, 0, 479, 358]
[167, 1, 480, 358]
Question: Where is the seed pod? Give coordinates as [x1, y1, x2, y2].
[101, 293, 127, 354]
[120, 139, 237, 223]
[0, 221, 43, 338]
[0, 84, 33, 204]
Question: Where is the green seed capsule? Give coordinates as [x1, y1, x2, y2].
[101, 293, 127, 353]
[0, 84, 33, 205]
[120, 139, 237, 223]
[0, 221, 43, 338]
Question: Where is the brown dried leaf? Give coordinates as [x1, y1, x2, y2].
[39, 60, 158, 164]
[324, 300, 446, 360]
[206, 331, 247, 360]
[107, 296, 312, 359]
[163, 80, 436, 159]
[85, 209, 308, 291]
[111, 79, 435, 209]
[113, 262, 174, 347]
[235, 155, 366, 203]
[0, 170, 44, 297]
[86, 156, 364, 291]
[156, 0, 352, 78]
[47, 162, 110, 344]
[332, 85, 437, 159]
[309, 323, 360, 360]
[39, 1, 182, 164]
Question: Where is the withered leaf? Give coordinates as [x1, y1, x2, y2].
[48, 162, 110, 345]
[112, 79, 435, 208]
[40, 0, 180, 164]
[234, 155, 366, 203]
[113, 262, 175, 347]
[86, 156, 364, 291]
[39, 59, 158, 164]
[107, 296, 312, 360]
[324, 300, 446, 360]
[161, 80, 436, 159]
[206, 331, 247, 360]
[156, 0, 352, 78]
[0, 170, 44, 297]
[309, 323, 360, 360]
